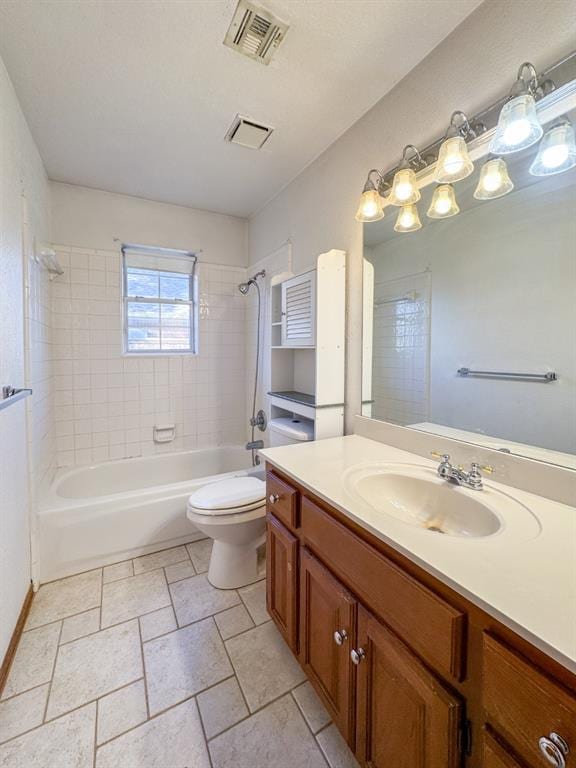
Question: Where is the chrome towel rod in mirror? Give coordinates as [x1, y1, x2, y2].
[1, 386, 33, 412]
[457, 368, 557, 382]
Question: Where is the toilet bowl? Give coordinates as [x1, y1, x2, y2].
[186, 476, 266, 589]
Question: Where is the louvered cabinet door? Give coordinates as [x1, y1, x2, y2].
[281, 271, 316, 347]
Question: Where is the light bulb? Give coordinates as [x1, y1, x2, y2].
[399, 208, 415, 226]
[530, 122, 576, 176]
[502, 119, 531, 147]
[394, 204, 422, 233]
[395, 182, 412, 201]
[355, 188, 385, 222]
[427, 184, 459, 219]
[490, 94, 543, 155]
[541, 144, 569, 169]
[482, 169, 503, 192]
[389, 168, 420, 206]
[435, 198, 451, 215]
[446, 155, 464, 174]
[435, 136, 474, 183]
[474, 158, 514, 200]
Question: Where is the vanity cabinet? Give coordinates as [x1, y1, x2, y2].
[266, 514, 298, 652]
[300, 547, 356, 742]
[483, 731, 528, 768]
[355, 605, 462, 768]
[265, 466, 576, 768]
[483, 633, 576, 768]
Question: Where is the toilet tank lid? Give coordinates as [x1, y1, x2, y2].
[269, 417, 314, 441]
[188, 476, 265, 511]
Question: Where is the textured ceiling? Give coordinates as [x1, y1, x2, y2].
[0, 0, 483, 217]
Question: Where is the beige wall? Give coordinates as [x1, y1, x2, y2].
[51, 182, 248, 267]
[247, 0, 576, 431]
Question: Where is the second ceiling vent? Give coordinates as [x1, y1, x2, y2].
[225, 114, 274, 150]
[224, 0, 288, 65]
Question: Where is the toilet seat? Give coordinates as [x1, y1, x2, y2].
[187, 476, 265, 517]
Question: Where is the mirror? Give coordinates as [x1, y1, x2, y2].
[362, 109, 576, 469]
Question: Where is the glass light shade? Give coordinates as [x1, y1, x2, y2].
[394, 204, 422, 233]
[355, 188, 385, 222]
[529, 123, 576, 176]
[489, 94, 543, 154]
[435, 136, 474, 183]
[474, 158, 514, 200]
[427, 184, 459, 219]
[389, 168, 421, 206]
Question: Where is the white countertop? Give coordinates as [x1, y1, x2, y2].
[261, 435, 576, 673]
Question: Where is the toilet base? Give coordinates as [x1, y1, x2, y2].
[207, 533, 266, 590]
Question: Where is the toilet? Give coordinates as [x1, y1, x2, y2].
[187, 476, 267, 589]
[186, 416, 314, 589]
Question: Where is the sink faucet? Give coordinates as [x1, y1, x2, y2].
[432, 453, 493, 490]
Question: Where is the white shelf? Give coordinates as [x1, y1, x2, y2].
[268, 249, 346, 441]
[271, 345, 316, 350]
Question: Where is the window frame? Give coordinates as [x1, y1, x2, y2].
[121, 247, 199, 356]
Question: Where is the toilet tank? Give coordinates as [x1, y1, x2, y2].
[269, 417, 314, 447]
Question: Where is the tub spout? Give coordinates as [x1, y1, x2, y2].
[246, 440, 264, 451]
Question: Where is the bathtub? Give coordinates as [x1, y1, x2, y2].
[39, 446, 255, 582]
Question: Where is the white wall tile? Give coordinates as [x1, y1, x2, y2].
[52, 249, 248, 467]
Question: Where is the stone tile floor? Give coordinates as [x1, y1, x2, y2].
[0, 540, 360, 768]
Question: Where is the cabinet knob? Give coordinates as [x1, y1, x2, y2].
[333, 630, 348, 646]
[350, 648, 366, 665]
[539, 733, 569, 768]
[268, 494, 280, 504]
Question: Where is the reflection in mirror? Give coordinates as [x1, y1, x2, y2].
[362, 112, 576, 469]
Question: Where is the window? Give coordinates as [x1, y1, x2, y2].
[122, 246, 198, 354]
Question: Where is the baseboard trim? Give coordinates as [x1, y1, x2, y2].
[0, 583, 34, 697]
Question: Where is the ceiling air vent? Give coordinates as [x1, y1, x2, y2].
[224, 0, 288, 65]
[225, 114, 274, 150]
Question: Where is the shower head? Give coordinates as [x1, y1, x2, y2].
[238, 269, 266, 295]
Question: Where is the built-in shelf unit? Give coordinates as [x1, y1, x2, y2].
[268, 249, 346, 440]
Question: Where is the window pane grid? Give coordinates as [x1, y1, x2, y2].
[123, 260, 197, 354]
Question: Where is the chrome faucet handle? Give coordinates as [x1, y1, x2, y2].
[467, 462, 486, 490]
[470, 462, 495, 476]
[432, 452, 453, 480]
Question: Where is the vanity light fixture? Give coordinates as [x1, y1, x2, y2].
[474, 157, 514, 200]
[435, 111, 482, 184]
[355, 170, 388, 222]
[529, 120, 576, 176]
[490, 62, 551, 155]
[394, 204, 422, 233]
[427, 184, 459, 219]
[388, 145, 426, 206]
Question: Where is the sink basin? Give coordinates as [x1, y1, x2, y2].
[343, 463, 540, 540]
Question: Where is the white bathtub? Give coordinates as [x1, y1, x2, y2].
[39, 446, 255, 582]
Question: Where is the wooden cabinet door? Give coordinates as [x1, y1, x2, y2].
[355, 605, 462, 768]
[300, 548, 356, 743]
[266, 514, 298, 651]
[483, 730, 527, 768]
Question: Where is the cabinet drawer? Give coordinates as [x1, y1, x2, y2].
[483, 730, 528, 768]
[301, 496, 466, 681]
[266, 472, 298, 531]
[483, 633, 576, 768]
